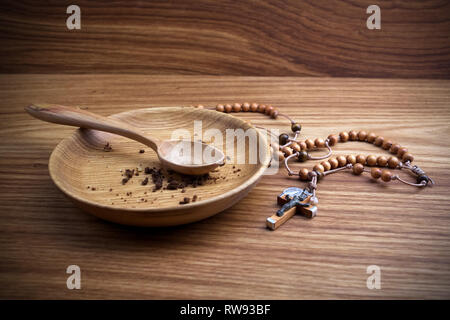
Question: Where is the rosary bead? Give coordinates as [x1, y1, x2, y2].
[381, 169, 393, 182]
[371, 167, 382, 179]
[358, 131, 367, 141]
[321, 161, 331, 171]
[224, 104, 233, 113]
[281, 146, 293, 157]
[346, 155, 357, 165]
[279, 133, 289, 145]
[277, 151, 285, 162]
[339, 131, 349, 142]
[367, 132, 377, 143]
[315, 170, 324, 181]
[299, 168, 309, 181]
[356, 154, 366, 164]
[270, 109, 279, 119]
[305, 139, 315, 150]
[397, 147, 408, 158]
[299, 141, 307, 151]
[313, 164, 325, 173]
[327, 134, 339, 146]
[250, 103, 259, 112]
[291, 123, 302, 133]
[402, 153, 414, 163]
[329, 158, 339, 169]
[242, 102, 250, 112]
[291, 142, 301, 152]
[390, 144, 400, 154]
[349, 130, 358, 141]
[232, 103, 242, 112]
[374, 136, 384, 147]
[366, 155, 377, 166]
[265, 105, 274, 115]
[314, 138, 325, 148]
[258, 104, 266, 113]
[382, 140, 393, 150]
[297, 150, 309, 162]
[353, 163, 364, 175]
[377, 156, 388, 167]
[387, 156, 400, 168]
[216, 104, 225, 112]
[337, 155, 347, 167]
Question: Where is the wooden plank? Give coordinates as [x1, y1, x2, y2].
[0, 75, 449, 299]
[0, 0, 449, 77]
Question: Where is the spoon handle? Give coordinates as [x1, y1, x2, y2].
[24, 104, 160, 151]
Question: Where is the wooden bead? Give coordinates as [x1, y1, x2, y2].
[232, 103, 242, 112]
[337, 155, 347, 167]
[367, 132, 377, 143]
[387, 156, 400, 168]
[374, 136, 384, 146]
[402, 153, 414, 163]
[279, 133, 289, 145]
[299, 141, 307, 151]
[397, 147, 408, 158]
[265, 105, 274, 115]
[305, 139, 315, 150]
[250, 103, 259, 112]
[216, 104, 225, 112]
[382, 140, 392, 150]
[224, 104, 232, 113]
[349, 130, 358, 141]
[321, 161, 331, 171]
[381, 169, 393, 182]
[242, 102, 250, 112]
[377, 156, 388, 167]
[390, 144, 401, 154]
[281, 146, 293, 157]
[356, 154, 366, 164]
[339, 131, 349, 142]
[291, 142, 301, 152]
[315, 138, 325, 148]
[346, 155, 356, 165]
[366, 155, 377, 166]
[270, 109, 279, 119]
[299, 168, 309, 181]
[371, 167, 382, 179]
[297, 150, 308, 162]
[358, 131, 367, 141]
[258, 104, 266, 113]
[329, 158, 339, 169]
[327, 134, 339, 146]
[291, 123, 302, 133]
[353, 163, 364, 175]
[313, 164, 325, 173]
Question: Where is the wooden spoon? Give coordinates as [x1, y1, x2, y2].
[25, 104, 225, 175]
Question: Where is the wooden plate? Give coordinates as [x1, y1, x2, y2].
[48, 107, 270, 226]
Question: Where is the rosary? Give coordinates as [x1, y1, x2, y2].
[192, 102, 434, 230]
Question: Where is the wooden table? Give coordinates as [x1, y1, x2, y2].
[0, 75, 449, 299]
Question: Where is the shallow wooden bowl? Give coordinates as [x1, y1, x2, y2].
[48, 107, 270, 226]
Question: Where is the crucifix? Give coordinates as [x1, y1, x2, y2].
[266, 187, 318, 230]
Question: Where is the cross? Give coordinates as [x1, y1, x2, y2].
[266, 187, 318, 230]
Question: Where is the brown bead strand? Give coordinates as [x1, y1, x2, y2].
[215, 102, 280, 119]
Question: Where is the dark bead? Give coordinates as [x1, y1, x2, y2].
[314, 170, 324, 181]
[417, 175, 429, 185]
[291, 123, 302, 133]
[279, 133, 289, 145]
[297, 151, 308, 162]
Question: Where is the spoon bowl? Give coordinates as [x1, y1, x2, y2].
[25, 104, 225, 175]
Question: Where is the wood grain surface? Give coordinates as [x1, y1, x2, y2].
[1, 0, 450, 77]
[0, 75, 449, 299]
